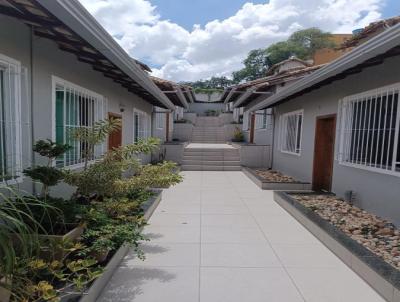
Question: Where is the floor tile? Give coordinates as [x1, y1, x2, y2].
[201, 243, 281, 268]
[287, 267, 386, 302]
[135, 243, 200, 267]
[99, 266, 199, 302]
[200, 267, 304, 302]
[144, 226, 200, 243]
[201, 226, 266, 243]
[201, 214, 258, 228]
[272, 244, 345, 268]
[149, 213, 200, 227]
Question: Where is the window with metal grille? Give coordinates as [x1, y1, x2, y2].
[279, 109, 303, 155]
[255, 109, 273, 129]
[134, 109, 150, 142]
[53, 77, 106, 168]
[0, 54, 22, 183]
[338, 84, 400, 175]
[154, 107, 165, 129]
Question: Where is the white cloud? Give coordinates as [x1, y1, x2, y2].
[79, 0, 384, 82]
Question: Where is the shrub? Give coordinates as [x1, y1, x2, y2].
[232, 127, 245, 142]
[23, 140, 71, 197]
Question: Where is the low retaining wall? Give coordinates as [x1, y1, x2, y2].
[274, 191, 400, 302]
[243, 167, 311, 190]
[172, 123, 193, 142]
[161, 142, 187, 165]
[232, 143, 272, 168]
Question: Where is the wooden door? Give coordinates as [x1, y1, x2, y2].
[108, 112, 122, 151]
[312, 115, 336, 191]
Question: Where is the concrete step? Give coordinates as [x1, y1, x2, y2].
[181, 165, 242, 171]
[182, 160, 241, 166]
[182, 156, 240, 161]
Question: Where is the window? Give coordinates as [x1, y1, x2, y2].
[134, 109, 150, 142]
[279, 110, 303, 155]
[154, 107, 165, 129]
[242, 111, 249, 131]
[53, 77, 106, 168]
[338, 83, 400, 176]
[0, 54, 22, 182]
[255, 109, 273, 129]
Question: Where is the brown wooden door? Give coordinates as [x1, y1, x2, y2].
[108, 112, 122, 151]
[312, 115, 336, 191]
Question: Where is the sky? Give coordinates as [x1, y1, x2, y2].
[79, 0, 399, 82]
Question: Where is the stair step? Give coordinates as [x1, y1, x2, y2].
[181, 165, 242, 171]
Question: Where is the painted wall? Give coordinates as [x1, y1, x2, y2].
[0, 15, 154, 196]
[272, 55, 400, 225]
[187, 102, 225, 115]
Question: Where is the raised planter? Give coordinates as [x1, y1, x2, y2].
[243, 167, 311, 190]
[274, 191, 400, 302]
[78, 190, 163, 302]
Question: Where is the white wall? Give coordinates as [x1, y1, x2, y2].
[0, 15, 154, 195]
[273, 55, 400, 225]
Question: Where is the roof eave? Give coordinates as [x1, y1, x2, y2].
[249, 23, 400, 112]
[37, 0, 175, 110]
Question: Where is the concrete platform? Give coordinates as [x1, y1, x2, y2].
[98, 171, 385, 302]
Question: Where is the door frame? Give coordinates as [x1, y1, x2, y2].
[108, 112, 122, 150]
[312, 114, 336, 191]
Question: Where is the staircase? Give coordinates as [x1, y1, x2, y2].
[181, 147, 241, 171]
[191, 117, 225, 143]
[181, 116, 241, 171]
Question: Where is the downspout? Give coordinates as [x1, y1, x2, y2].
[29, 26, 36, 195]
[270, 107, 276, 169]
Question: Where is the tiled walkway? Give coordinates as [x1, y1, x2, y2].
[98, 171, 385, 302]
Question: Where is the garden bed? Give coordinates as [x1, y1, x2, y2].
[243, 167, 311, 190]
[274, 191, 400, 302]
[77, 190, 162, 302]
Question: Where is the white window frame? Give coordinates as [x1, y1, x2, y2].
[338, 83, 400, 177]
[279, 109, 303, 156]
[133, 108, 150, 142]
[51, 76, 107, 169]
[0, 53, 22, 184]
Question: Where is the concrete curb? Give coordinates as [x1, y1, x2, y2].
[274, 191, 400, 302]
[243, 167, 311, 191]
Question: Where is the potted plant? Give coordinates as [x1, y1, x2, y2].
[231, 127, 245, 142]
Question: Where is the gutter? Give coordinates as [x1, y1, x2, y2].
[249, 22, 400, 112]
[37, 0, 175, 110]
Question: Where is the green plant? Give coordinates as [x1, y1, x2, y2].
[64, 138, 161, 198]
[68, 118, 121, 170]
[114, 161, 183, 195]
[10, 243, 102, 301]
[232, 127, 244, 142]
[24, 140, 71, 197]
[0, 187, 55, 280]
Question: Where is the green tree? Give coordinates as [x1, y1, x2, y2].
[232, 49, 270, 83]
[232, 28, 334, 82]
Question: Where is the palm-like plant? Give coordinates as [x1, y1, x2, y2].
[69, 118, 121, 170]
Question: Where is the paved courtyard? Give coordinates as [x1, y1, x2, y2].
[99, 171, 385, 302]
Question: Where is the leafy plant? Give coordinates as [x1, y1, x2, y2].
[114, 161, 183, 195]
[23, 140, 71, 197]
[68, 118, 121, 170]
[0, 187, 56, 280]
[10, 243, 102, 301]
[232, 127, 244, 142]
[64, 138, 161, 198]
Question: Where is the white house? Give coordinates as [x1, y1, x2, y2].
[249, 23, 400, 226]
[0, 0, 176, 195]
